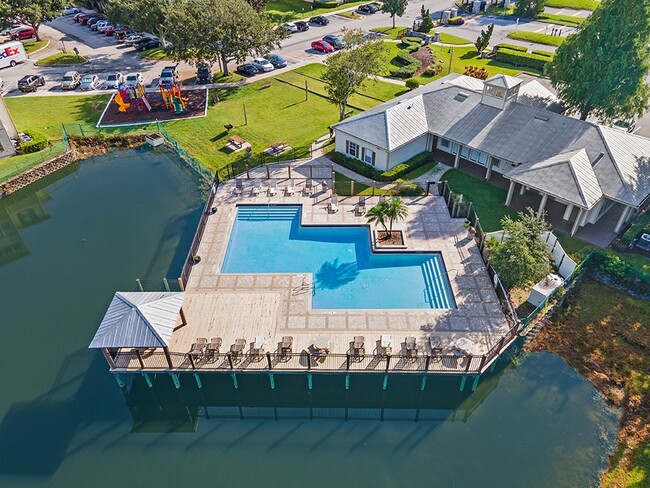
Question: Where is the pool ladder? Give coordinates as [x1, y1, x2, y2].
[292, 276, 314, 296]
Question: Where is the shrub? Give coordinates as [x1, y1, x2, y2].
[424, 64, 442, 76]
[494, 48, 554, 70]
[394, 181, 425, 196]
[464, 65, 489, 80]
[449, 16, 464, 25]
[391, 48, 421, 78]
[313, 0, 340, 7]
[19, 130, 48, 154]
[405, 78, 420, 90]
[398, 38, 422, 53]
[395, 49, 417, 65]
[495, 43, 528, 52]
[331, 151, 384, 180]
[531, 49, 555, 57]
[331, 151, 434, 182]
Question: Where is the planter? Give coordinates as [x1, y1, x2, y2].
[145, 133, 165, 147]
[373, 230, 407, 249]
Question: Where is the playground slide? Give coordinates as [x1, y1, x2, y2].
[115, 93, 130, 113]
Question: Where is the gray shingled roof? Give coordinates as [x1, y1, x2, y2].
[89, 292, 185, 349]
[507, 149, 602, 208]
[333, 74, 650, 208]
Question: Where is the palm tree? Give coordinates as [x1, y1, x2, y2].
[385, 197, 409, 237]
[366, 201, 389, 234]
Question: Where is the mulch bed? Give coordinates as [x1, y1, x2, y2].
[377, 230, 405, 246]
[98, 88, 208, 127]
[412, 47, 436, 76]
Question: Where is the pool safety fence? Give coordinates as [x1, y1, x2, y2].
[105, 326, 518, 375]
[215, 146, 315, 183]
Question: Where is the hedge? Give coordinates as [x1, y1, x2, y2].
[531, 49, 555, 58]
[405, 78, 420, 90]
[398, 38, 422, 53]
[495, 43, 527, 53]
[390, 48, 421, 78]
[330, 151, 435, 182]
[19, 130, 48, 154]
[494, 48, 554, 71]
[313, 0, 340, 7]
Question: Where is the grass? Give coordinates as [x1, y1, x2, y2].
[334, 172, 392, 196]
[528, 279, 650, 488]
[370, 26, 408, 39]
[34, 52, 86, 66]
[265, 0, 367, 21]
[22, 40, 48, 55]
[437, 32, 472, 45]
[397, 161, 438, 181]
[507, 31, 566, 47]
[0, 142, 68, 183]
[338, 11, 363, 19]
[544, 0, 599, 10]
[485, 4, 515, 15]
[537, 12, 586, 26]
[139, 48, 174, 60]
[214, 72, 245, 83]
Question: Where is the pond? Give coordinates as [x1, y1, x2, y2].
[0, 148, 619, 487]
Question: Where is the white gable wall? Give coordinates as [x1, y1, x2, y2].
[387, 134, 430, 169]
[335, 130, 389, 171]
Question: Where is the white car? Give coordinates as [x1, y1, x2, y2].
[124, 34, 144, 46]
[79, 74, 100, 90]
[105, 72, 124, 88]
[124, 72, 143, 87]
[281, 22, 298, 33]
[251, 57, 274, 72]
[63, 6, 80, 15]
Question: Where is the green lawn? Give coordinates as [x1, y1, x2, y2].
[214, 72, 245, 83]
[139, 48, 173, 60]
[485, 4, 515, 15]
[507, 31, 566, 47]
[0, 142, 68, 183]
[34, 52, 86, 66]
[377, 41, 404, 77]
[370, 26, 408, 39]
[338, 10, 363, 19]
[437, 32, 472, 45]
[265, 0, 367, 21]
[537, 12, 586, 26]
[544, 0, 599, 10]
[334, 172, 392, 196]
[22, 40, 48, 55]
[398, 161, 438, 181]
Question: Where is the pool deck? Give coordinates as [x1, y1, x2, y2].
[170, 176, 511, 362]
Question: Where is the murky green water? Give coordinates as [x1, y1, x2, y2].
[0, 149, 619, 487]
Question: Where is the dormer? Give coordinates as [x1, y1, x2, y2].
[481, 74, 522, 110]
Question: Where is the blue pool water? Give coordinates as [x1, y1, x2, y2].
[221, 205, 456, 309]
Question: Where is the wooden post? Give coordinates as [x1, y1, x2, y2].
[307, 352, 312, 370]
[135, 349, 145, 369]
[305, 80, 308, 101]
[102, 348, 117, 369]
[345, 374, 350, 390]
[188, 353, 196, 370]
[420, 374, 427, 391]
[177, 278, 185, 291]
[227, 352, 234, 369]
[268, 372, 275, 389]
[385, 354, 391, 372]
[231, 372, 238, 389]
[307, 373, 313, 390]
[351, 180, 354, 196]
[179, 307, 187, 326]
[163, 348, 173, 369]
[243, 103, 247, 125]
[346, 353, 351, 371]
[113, 373, 125, 389]
[288, 164, 291, 179]
[459, 375, 467, 391]
[266, 351, 273, 370]
[382, 373, 389, 390]
[309, 164, 313, 180]
[424, 355, 431, 371]
[464, 355, 473, 372]
[163, 278, 170, 291]
[170, 372, 180, 389]
[266, 165, 270, 179]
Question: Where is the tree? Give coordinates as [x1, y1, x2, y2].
[165, 0, 286, 75]
[474, 23, 494, 53]
[546, 0, 650, 121]
[106, 0, 172, 45]
[513, 0, 545, 18]
[418, 6, 433, 33]
[321, 29, 387, 121]
[488, 208, 553, 289]
[245, 0, 271, 11]
[382, 0, 408, 29]
[366, 202, 389, 234]
[0, 0, 65, 41]
[384, 197, 409, 237]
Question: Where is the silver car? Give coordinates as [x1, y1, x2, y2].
[124, 72, 143, 88]
[105, 72, 124, 88]
[79, 74, 99, 90]
[61, 71, 81, 90]
[124, 34, 144, 46]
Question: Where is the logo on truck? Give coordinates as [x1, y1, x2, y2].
[1, 46, 20, 58]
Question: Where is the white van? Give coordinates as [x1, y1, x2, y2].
[0, 41, 28, 69]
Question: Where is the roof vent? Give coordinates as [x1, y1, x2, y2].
[591, 152, 605, 167]
[454, 92, 469, 102]
[533, 115, 549, 122]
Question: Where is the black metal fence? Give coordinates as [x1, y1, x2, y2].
[215, 146, 313, 183]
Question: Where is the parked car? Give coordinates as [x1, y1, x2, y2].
[124, 34, 144, 45]
[236, 63, 259, 76]
[91, 20, 109, 31]
[86, 17, 103, 28]
[135, 37, 161, 51]
[311, 40, 334, 53]
[322, 35, 346, 50]
[251, 57, 274, 72]
[264, 53, 287, 68]
[10, 27, 36, 40]
[79, 14, 96, 24]
[196, 63, 212, 84]
[79, 74, 100, 90]
[124, 72, 143, 87]
[295, 21, 309, 31]
[103, 25, 120, 35]
[280, 22, 298, 33]
[357, 3, 379, 13]
[310, 15, 329, 25]
[98, 23, 114, 33]
[114, 29, 133, 41]
[18, 75, 45, 93]
[611, 119, 636, 133]
[60, 71, 81, 90]
[105, 72, 124, 88]
[159, 65, 179, 85]
[1, 23, 25, 35]
[73, 12, 86, 22]
[63, 6, 80, 15]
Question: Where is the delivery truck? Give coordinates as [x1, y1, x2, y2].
[0, 41, 28, 69]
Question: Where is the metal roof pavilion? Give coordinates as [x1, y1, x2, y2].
[89, 292, 185, 349]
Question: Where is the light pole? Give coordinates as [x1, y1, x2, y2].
[447, 47, 453, 75]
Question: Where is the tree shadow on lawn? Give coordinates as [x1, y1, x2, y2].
[281, 99, 308, 110]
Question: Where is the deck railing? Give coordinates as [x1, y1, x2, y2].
[109, 323, 519, 375]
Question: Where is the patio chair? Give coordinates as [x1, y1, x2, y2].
[379, 334, 392, 357]
[378, 195, 386, 204]
[268, 180, 278, 196]
[351, 336, 365, 360]
[356, 196, 366, 216]
[230, 338, 247, 360]
[328, 193, 339, 213]
[206, 337, 222, 361]
[405, 336, 418, 360]
[285, 178, 295, 196]
[304, 179, 313, 195]
[251, 178, 261, 196]
[188, 337, 208, 360]
[280, 336, 293, 359]
[234, 178, 243, 196]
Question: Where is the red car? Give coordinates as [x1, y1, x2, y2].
[104, 25, 122, 35]
[11, 27, 36, 40]
[311, 40, 334, 53]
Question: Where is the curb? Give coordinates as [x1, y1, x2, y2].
[26, 39, 51, 57]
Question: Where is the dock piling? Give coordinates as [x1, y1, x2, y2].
[142, 372, 153, 388]
[420, 374, 427, 391]
[269, 373, 275, 390]
[307, 373, 313, 390]
[382, 374, 389, 390]
[471, 374, 480, 391]
[170, 372, 180, 389]
[231, 372, 238, 389]
[459, 375, 467, 392]
[113, 373, 125, 389]
[345, 374, 350, 390]
[194, 373, 202, 389]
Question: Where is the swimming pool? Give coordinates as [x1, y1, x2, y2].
[221, 205, 456, 309]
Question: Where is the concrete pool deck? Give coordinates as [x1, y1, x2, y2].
[171, 175, 511, 362]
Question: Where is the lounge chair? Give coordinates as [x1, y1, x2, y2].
[234, 178, 243, 196]
[328, 193, 339, 213]
[280, 336, 293, 359]
[230, 338, 247, 360]
[268, 180, 277, 196]
[206, 337, 222, 361]
[351, 336, 365, 360]
[356, 196, 366, 216]
[304, 179, 313, 195]
[251, 336, 265, 359]
[285, 178, 295, 196]
[188, 337, 208, 360]
[405, 336, 417, 360]
[379, 334, 392, 357]
[251, 179, 261, 196]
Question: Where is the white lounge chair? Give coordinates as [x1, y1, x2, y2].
[268, 180, 277, 196]
[328, 193, 339, 213]
[251, 178, 261, 196]
[285, 178, 295, 196]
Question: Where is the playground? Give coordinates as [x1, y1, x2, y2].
[97, 85, 208, 128]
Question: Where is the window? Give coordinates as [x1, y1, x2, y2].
[492, 158, 501, 168]
[451, 143, 459, 155]
[440, 138, 450, 148]
[345, 140, 358, 158]
[460, 146, 469, 159]
[361, 147, 375, 166]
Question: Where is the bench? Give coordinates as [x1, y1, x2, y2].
[260, 81, 272, 89]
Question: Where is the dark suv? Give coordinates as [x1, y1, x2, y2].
[310, 15, 329, 25]
[196, 63, 212, 84]
[134, 37, 161, 51]
[18, 75, 46, 93]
